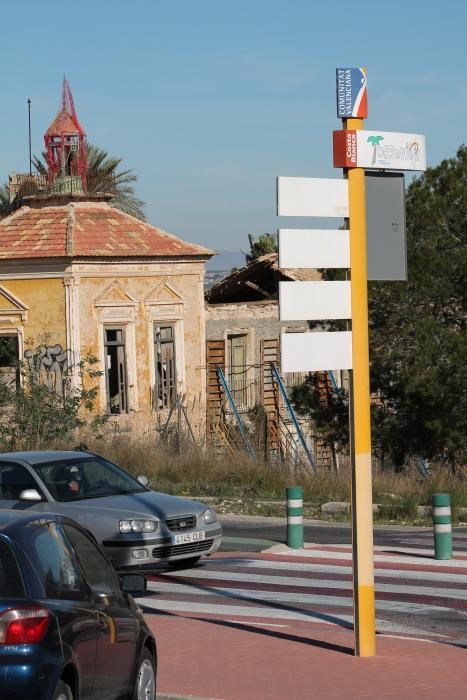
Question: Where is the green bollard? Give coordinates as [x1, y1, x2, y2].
[432, 493, 452, 560]
[286, 486, 303, 549]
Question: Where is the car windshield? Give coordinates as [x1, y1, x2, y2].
[32, 456, 147, 502]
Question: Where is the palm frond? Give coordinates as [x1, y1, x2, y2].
[0, 183, 10, 219]
[31, 143, 146, 221]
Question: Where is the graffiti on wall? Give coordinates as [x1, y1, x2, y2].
[24, 344, 74, 396]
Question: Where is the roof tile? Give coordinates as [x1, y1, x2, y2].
[0, 201, 213, 260]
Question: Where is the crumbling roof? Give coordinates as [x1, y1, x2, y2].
[0, 200, 214, 260]
[205, 252, 321, 304]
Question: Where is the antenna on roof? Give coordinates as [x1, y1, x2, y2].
[27, 98, 32, 175]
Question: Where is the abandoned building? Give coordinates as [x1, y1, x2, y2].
[205, 252, 321, 408]
[204, 253, 339, 468]
[0, 80, 213, 434]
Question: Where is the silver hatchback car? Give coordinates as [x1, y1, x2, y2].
[0, 450, 222, 570]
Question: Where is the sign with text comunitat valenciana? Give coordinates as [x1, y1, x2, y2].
[336, 67, 368, 118]
[333, 130, 426, 171]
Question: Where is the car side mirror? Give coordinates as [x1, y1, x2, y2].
[137, 475, 149, 488]
[120, 573, 147, 595]
[19, 489, 42, 501]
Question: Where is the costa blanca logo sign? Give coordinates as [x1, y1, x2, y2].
[336, 68, 368, 118]
[364, 133, 424, 169]
[333, 130, 426, 171]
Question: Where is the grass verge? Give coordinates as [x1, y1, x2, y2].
[79, 434, 467, 526]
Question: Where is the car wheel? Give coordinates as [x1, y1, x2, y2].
[53, 680, 73, 700]
[133, 647, 156, 700]
[169, 556, 201, 569]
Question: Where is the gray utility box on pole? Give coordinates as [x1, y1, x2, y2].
[365, 171, 407, 281]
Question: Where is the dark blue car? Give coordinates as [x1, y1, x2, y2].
[0, 510, 157, 699]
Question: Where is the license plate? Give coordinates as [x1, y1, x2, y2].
[173, 531, 206, 545]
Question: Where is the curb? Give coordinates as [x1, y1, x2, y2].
[218, 513, 431, 531]
[194, 497, 467, 523]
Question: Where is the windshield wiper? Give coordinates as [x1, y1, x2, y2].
[86, 488, 145, 498]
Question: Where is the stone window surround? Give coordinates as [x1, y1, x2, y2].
[0, 329, 22, 390]
[0, 286, 27, 376]
[94, 303, 138, 413]
[145, 299, 185, 410]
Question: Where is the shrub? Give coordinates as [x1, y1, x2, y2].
[0, 350, 106, 451]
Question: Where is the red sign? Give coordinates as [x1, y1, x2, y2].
[333, 130, 357, 168]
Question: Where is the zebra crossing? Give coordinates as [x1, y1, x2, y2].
[140, 538, 467, 644]
[392, 531, 467, 552]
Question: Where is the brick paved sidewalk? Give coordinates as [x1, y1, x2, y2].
[149, 613, 467, 700]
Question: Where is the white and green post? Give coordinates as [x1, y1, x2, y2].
[287, 486, 304, 549]
[432, 493, 452, 560]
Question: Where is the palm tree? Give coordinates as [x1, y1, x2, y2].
[246, 233, 278, 263]
[0, 184, 10, 220]
[367, 135, 384, 165]
[32, 143, 146, 221]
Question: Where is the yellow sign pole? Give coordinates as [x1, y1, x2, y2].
[345, 115, 376, 657]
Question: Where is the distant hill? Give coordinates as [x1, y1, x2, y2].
[205, 270, 228, 290]
[206, 250, 245, 272]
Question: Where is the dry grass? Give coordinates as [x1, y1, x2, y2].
[20, 426, 465, 523]
[78, 434, 467, 521]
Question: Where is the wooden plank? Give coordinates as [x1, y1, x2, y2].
[260, 338, 281, 445]
[206, 339, 226, 433]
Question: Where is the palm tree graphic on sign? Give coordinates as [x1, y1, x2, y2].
[367, 135, 384, 164]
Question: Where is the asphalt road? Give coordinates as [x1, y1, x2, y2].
[143, 519, 467, 700]
[143, 514, 467, 700]
[218, 514, 467, 552]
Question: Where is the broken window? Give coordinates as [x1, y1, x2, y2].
[104, 328, 128, 414]
[228, 334, 248, 409]
[154, 325, 176, 410]
[0, 336, 19, 391]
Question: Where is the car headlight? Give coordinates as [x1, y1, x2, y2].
[119, 519, 158, 534]
[199, 508, 217, 525]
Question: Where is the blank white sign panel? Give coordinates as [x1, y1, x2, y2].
[279, 229, 350, 269]
[281, 331, 352, 372]
[277, 177, 349, 218]
[279, 281, 351, 321]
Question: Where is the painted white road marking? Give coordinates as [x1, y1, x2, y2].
[146, 581, 458, 613]
[166, 559, 467, 584]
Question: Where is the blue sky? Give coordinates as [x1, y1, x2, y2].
[1, 0, 466, 257]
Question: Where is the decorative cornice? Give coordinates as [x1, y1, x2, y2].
[144, 278, 184, 303]
[93, 279, 139, 307]
[0, 285, 28, 324]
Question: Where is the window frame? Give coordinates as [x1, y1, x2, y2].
[103, 326, 129, 414]
[0, 333, 20, 391]
[0, 461, 44, 501]
[153, 323, 177, 410]
[224, 329, 255, 411]
[227, 333, 248, 409]
[0, 539, 26, 600]
[27, 521, 87, 601]
[62, 523, 124, 602]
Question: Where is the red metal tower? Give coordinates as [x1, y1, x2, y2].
[44, 78, 87, 189]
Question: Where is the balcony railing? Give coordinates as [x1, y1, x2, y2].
[10, 172, 117, 202]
